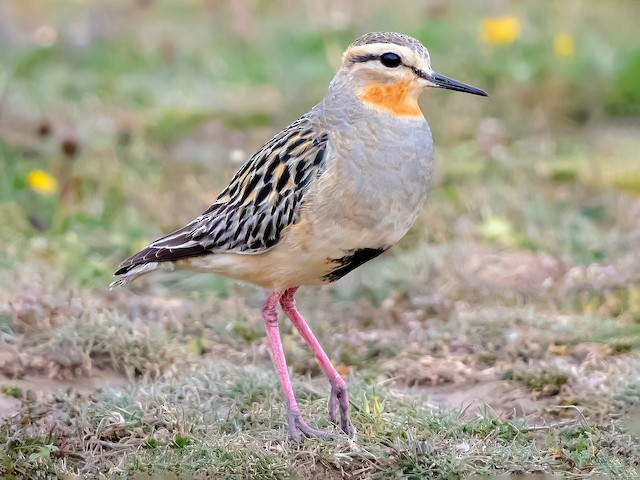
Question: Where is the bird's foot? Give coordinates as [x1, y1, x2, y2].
[286, 410, 332, 442]
[328, 379, 353, 435]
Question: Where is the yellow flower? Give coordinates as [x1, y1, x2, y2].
[480, 16, 520, 45]
[554, 34, 574, 58]
[27, 169, 58, 195]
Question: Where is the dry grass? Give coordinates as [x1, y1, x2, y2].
[1, 261, 639, 477]
[1, 1, 640, 478]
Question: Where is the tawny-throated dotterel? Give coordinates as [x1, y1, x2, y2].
[112, 32, 487, 440]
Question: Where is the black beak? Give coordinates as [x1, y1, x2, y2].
[428, 72, 488, 97]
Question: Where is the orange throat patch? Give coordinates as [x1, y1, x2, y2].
[358, 81, 422, 117]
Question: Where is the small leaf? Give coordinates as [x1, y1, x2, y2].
[1, 385, 22, 399]
[28, 445, 57, 462]
[143, 439, 161, 449]
[172, 436, 190, 448]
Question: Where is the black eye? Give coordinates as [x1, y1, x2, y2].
[380, 52, 402, 68]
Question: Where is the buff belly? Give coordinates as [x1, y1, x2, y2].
[177, 213, 406, 290]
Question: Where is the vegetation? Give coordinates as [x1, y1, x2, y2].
[1, 0, 639, 478]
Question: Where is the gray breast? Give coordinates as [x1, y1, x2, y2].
[312, 111, 433, 282]
[326, 108, 434, 235]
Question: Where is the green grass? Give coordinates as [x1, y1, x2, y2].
[1, 0, 640, 478]
[1, 385, 22, 399]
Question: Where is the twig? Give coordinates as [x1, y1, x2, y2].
[549, 404, 589, 425]
[519, 419, 577, 432]
[88, 439, 139, 449]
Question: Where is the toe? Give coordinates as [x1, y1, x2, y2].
[328, 392, 337, 425]
[296, 417, 333, 440]
[287, 411, 332, 441]
[288, 425, 303, 442]
[330, 381, 353, 434]
[339, 393, 353, 434]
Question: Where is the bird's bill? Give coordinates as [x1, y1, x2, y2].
[428, 72, 488, 97]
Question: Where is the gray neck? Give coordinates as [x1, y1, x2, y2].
[315, 70, 434, 170]
[318, 71, 380, 125]
[310, 70, 435, 235]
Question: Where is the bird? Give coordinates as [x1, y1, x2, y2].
[111, 32, 487, 441]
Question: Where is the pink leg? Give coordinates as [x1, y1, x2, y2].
[262, 291, 330, 441]
[280, 287, 353, 434]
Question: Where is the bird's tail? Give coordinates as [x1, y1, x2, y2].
[109, 261, 168, 289]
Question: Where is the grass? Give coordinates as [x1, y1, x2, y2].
[1, 359, 637, 478]
[1, 0, 640, 478]
[1, 269, 639, 478]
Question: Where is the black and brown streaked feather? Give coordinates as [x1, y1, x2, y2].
[114, 114, 328, 276]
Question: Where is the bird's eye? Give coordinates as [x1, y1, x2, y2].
[380, 52, 402, 68]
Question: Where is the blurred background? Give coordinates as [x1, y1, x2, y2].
[0, 0, 640, 287]
[1, 0, 640, 476]
[1, 0, 639, 288]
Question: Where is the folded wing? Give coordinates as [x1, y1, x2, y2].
[115, 115, 328, 276]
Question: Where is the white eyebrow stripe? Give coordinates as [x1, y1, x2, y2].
[344, 43, 433, 74]
[345, 43, 416, 60]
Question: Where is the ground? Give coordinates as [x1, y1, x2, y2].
[1, 1, 640, 478]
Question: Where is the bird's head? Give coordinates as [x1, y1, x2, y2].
[338, 32, 487, 117]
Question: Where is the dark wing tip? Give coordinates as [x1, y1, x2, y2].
[113, 230, 211, 277]
[113, 239, 161, 277]
[114, 263, 134, 276]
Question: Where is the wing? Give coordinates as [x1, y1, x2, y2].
[115, 114, 328, 275]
